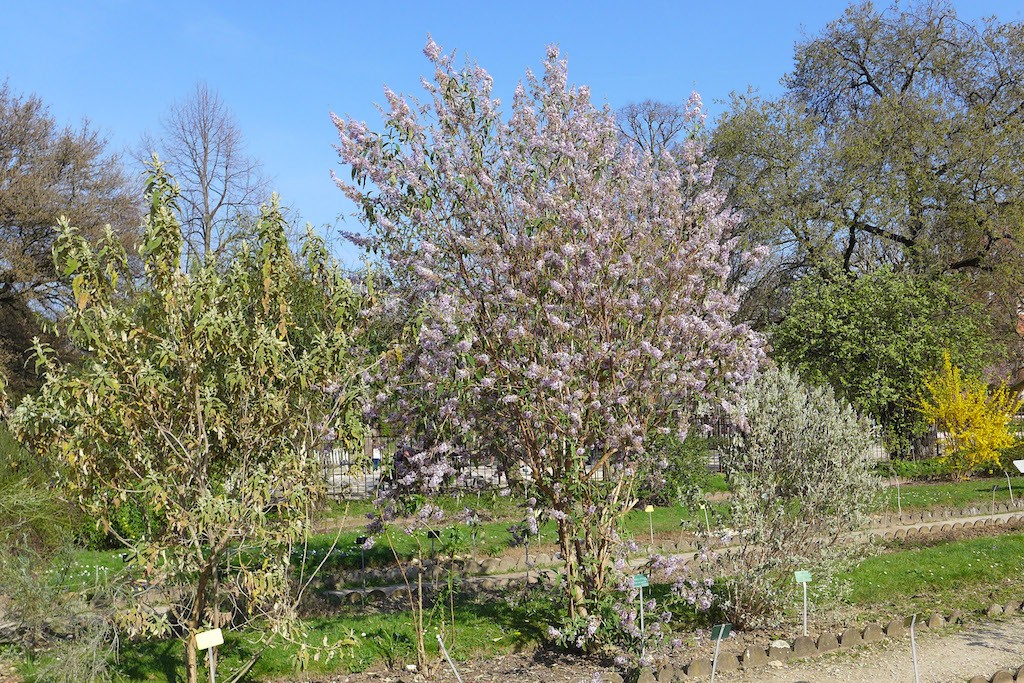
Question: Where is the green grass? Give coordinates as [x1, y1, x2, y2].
[883, 475, 1024, 513]
[107, 590, 554, 681]
[843, 532, 1024, 615]
[73, 470, 1024, 585]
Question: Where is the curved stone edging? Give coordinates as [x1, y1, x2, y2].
[325, 508, 1024, 592]
[631, 604, 1024, 682]
[966, 665, 1024, 683]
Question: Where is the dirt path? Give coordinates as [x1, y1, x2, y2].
[720, 618, 1024, 683]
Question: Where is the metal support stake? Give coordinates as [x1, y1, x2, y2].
[437, 634, 464, 683]
[802, 581, 808, 636]
[710, 635, 722, 683]
[639, 585, 646, 660]
[525, 539, 530, 586]
[910, 614, 920, 683]
[208, 647, 216, 683]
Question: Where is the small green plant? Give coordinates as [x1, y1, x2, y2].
[370, 627, 415, 669]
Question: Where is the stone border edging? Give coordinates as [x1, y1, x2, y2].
[324, 509, 1024, 595]
[966, 666, 1024, 683]
[633, 604, 1024, 682]
[966, 664, 1024, 682]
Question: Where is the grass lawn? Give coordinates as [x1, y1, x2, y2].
[882, 474, 1024, 513]
[73, 471, 1024, 583]
[841, 532, 1024, 616]
[99, 589, 555, 681]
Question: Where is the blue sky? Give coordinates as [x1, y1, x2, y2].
[4, 1, 1023, 265]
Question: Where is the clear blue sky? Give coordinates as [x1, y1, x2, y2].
[4, 1, 1022, 265]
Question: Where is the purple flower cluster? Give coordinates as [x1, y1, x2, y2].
[334, 38, 764, 639]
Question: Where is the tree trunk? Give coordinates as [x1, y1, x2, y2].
[557, 520, 577, 621]
[186, 633, 199, 683]
[186, 562, 212, 683]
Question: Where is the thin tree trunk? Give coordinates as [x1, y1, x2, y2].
[186, 634, 199, 683]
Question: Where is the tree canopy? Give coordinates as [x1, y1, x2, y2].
[772, 267, 991, 450]
[138, 83, 270, 266]
[714, 0, 1024, 339]
[0, 82, 139, 397]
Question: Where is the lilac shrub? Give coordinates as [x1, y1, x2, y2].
[334, 39, 763, 637]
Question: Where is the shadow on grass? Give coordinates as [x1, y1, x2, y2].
[117, 638, 181, 683]
[117, 636, 268, 683]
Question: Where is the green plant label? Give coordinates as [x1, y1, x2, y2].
[794, 570, 812, 583]
[711, 623, 732, 640]
[633, 574, 649, 588]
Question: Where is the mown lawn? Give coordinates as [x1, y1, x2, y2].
[882, 474, 1024, 513]
[842, 532, 1024, 615]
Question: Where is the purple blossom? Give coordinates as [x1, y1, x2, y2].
[333, 40, 764, 647]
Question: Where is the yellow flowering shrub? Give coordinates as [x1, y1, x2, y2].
[917, 353, 1021, 480]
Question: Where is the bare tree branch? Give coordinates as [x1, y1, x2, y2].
[137, 83, 270, 266]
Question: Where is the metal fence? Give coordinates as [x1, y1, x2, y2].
[321, 411, 740, 499]
[321, 437, 515, 499]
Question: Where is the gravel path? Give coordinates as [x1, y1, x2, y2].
[719, 617, 1024, 683]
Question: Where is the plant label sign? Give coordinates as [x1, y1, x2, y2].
[794, 570, 812, 583]
[1014, 460, 1024, 473]
[644, 504, 655, 513]
[711, 623, 732, 641]
[633, 574, 649, 588]
[195, 628, 224, 651]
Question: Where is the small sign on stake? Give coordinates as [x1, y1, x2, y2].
[634, 575, 650, 658]
[195, 628, 223, 651]
[709, 623, 732, 683]
[195, 628, 224, 683]
[794, 570, 812, 635]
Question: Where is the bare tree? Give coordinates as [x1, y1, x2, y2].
[139, 83, 269, 265]
[616, 99, 692, 157]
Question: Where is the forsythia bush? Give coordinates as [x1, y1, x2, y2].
[917, 353, 1021, 480]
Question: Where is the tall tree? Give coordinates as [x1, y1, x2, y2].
[139, 82, 269, 265]
[10, 166, 362, 683]
[616, 97, 695, 157]
[0, 82, 139, 398]
[334, 40, 763, 639]
[714, 0, 1024, 341]
[772, 267, 991, 450]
